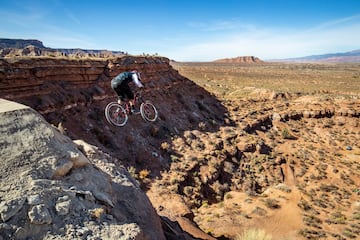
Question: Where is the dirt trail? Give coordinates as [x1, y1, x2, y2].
[256, 188, 304, 240]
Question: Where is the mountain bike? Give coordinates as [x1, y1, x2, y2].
[105, 91, 158, 127]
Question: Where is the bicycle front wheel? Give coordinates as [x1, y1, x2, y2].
[140, 101, 158, 122]
[105, 102, 128, 126]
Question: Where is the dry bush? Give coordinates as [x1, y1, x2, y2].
[342, 228, 357, 239]
[275, 183, 292, 193]
[299, 228, 327, 239]
[57, 122, 66, 134]
[160, 142, 171, 152]
[264, 198, 280, 209]
[139, 169, 151, 180]
[127, 166, 137, 179]
[281, 128, 296, 140]
[90, 207, 105, 219]
[235, 228, 272, 240]
[303, 214, 322, 228]
[198, 121, 207, 131]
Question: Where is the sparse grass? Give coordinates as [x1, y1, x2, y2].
[235, 228, 272, 240]
[281, 128, 295, 140]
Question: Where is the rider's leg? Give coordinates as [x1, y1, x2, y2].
[114, 85, 124, 105]
[129, 100, 135, 112]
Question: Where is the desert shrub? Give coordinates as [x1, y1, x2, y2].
[298, 198, 312, 211]
[298, 228, 327, 239]
[353, 212, 360, 220]
[201, 200, 209, 208]
[235, 228, 272, 240]
[198, 121, 207, 130]
[170, 154, 180, 163]
[319, 184, 339, 192]
[127, 166, 137, 179]
[313, 199, 329, 209]
[183, 186, 193, 197]
[264, 198, 280, 209]
[90, 207, 105, 219]
[350, 224, 360, 234]
[303, 214, 322, 228]
[224, 192, 233, 200]
[252, 206, 267, 216]
[342, 228, 356, 239]
[282, 128, 296, 139]
[275, 183, 292, 193]
[139, 169, 151, 180]
[160, 142, 171, 152]
[328, 211, 347, 224]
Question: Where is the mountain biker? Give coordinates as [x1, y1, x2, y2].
[111, 70, 144, 113]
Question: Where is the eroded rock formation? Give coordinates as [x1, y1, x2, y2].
[0, 99, 165, 240]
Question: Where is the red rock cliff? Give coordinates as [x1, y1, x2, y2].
[0, 56, 227, 180]
[0, 56, 184, 113]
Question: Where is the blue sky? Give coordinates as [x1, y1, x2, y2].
[1, 0, 360, 61]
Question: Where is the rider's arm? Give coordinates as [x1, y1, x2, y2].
[132, 73, 144, 88]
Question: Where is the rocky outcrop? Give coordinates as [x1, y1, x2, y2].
[0, 56, 167, 101]
[0, 99, 165, 240]
[214, 56, 263, 63]
[0, 56, 191, 118]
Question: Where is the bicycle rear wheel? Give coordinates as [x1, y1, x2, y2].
[105, 102, 128, 126]
[140, 101, 158, 122]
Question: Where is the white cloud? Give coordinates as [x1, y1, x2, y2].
[65, 10, 81, 25]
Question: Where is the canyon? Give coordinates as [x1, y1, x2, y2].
[1, 54, 360, 240]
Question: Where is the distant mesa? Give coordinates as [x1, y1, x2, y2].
[214, 56, 263, 63]
[0, 38, 126, 58]
[0, 38, 45, 49]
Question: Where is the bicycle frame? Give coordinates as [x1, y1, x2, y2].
[122, 92, 143, 113]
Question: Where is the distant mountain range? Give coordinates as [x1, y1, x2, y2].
[0, 38, 126, 58]
[273, 49, 360, 63]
